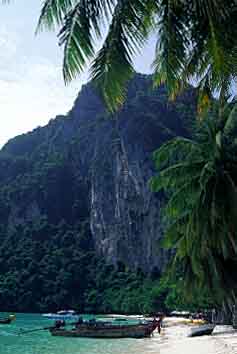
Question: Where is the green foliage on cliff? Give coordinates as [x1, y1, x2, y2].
[0, 219, 92, 312]
[0, 215, 166, 313]
[0, 215, 211, 313]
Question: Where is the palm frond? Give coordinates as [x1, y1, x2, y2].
[90, 0, 157, 111]
[150, 161, 204, 193]
[193, 0, 231, 20]
[224, 104, 237, 136]
[152, 108, 237, 302]
[37, 0, 76, 31]
[152, 137, 199, 169]
[33, 0, 237, 110]
[153, 0, 188, 97]
[59, 2, 96, 80]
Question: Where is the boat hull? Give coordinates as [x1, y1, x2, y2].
[188, 324, 215, 337]
[42, 314, 79, 320]
[50, 323, 157, 339]
[0, 318, 13, 324]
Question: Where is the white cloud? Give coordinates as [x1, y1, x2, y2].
[0, 20, 87, 148]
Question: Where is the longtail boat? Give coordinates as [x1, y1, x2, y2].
[50, 320, 159, 338]
[0, 314, 16, 324]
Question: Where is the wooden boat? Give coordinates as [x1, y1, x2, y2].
[188, 324, 215, 337]
[0, 314, 16, 324]
[50, 320, 158, 338]
[178, 318, 207, 325]
[0, 318, 12, 324]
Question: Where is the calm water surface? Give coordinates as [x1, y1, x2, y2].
[0, 313, 158, 354]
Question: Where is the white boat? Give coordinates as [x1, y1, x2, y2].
[188, 324, 215, 337]
[42, 310, 79, 320]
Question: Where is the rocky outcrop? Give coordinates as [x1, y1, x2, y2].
[0, 74, 196, 272]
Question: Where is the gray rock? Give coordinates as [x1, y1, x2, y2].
[0, 74, 196, 272]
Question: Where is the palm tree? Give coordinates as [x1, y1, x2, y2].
[34, 0, 237, 111]
[150, 103, 237, 303]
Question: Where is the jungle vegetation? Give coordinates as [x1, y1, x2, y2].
[34, 0, 237, 304]
[2, 1, 237, 310]
[0, 217, 213, 313]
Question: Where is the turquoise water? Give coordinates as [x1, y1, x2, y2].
[0, 313, 152, 354]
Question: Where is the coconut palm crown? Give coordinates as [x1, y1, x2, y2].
[35, 0, 237, 111]
[150, 103, 237, 303]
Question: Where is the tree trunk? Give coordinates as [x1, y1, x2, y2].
[232, 305, 237, 328]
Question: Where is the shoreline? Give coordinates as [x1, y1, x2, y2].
[140, 317, 237, 354]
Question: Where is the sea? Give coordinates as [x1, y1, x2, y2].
[0, 313, 162, 354]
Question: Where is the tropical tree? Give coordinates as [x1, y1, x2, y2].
[33, 0, 237, 111]
[150, 103, 237, 304]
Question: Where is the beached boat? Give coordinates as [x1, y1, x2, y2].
[50, 320, 159, 338]
[188, 324, 215, 337]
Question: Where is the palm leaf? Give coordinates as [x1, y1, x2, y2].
[152, 137, 199, 169]
[153, 0, 188, 97]
[90, 0, 157, 111]
[59, 2, 96, 80]
[32, 0, 237, 110]
[37, 0, 76, 31]
[152, 108, 237, 302]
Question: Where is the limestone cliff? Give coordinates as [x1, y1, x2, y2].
[0, 74, 195, 272]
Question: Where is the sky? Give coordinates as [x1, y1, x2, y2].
[0, 1, 155, 148]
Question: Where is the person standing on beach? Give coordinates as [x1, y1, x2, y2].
[156, 314, 164, 334]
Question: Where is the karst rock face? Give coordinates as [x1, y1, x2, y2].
[0, 74, 195, 272]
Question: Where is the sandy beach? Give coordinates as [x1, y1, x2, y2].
[137, 318, 237, 354]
